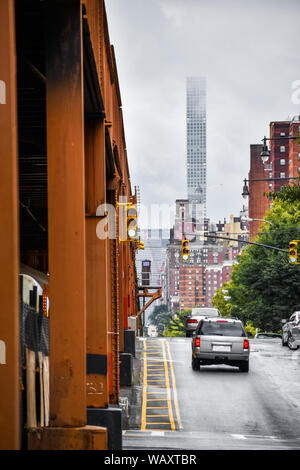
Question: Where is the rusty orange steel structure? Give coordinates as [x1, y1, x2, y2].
[0, 0, 137, 450]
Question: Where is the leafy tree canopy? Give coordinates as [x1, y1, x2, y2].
[163, 310, 190, 337]
[224, 184, 300, 331]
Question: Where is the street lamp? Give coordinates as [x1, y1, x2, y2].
[242, 179, 250, 198]
[260, 136, 270, 163]
[260, 134, 299, 164]
[242, 176, 300, 199]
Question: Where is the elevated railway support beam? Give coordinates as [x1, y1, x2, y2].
[28, 0, 107, 451]
[0, 0, 20, 450]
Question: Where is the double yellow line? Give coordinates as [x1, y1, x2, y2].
[141, 339, 182, 431]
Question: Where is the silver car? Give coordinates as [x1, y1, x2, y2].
[191, 317, 250, 372]
[185, 307, 220, 337]
[282, 311, 300, 349]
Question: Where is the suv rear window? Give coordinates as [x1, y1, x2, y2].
[197, 321, 246, 337]
[192, 309, 219, 317]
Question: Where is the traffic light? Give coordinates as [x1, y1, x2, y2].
[136, 240, 144, 250]
[126, 204, 138, 241]
[289, 240, 298, 264]
[181, 239, 190, 261]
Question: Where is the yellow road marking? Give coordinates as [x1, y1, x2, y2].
[162, 341, 175, 431]
[166, 340, 183, 430]
[141, 341, 148, 431]
[146, 406, 168, 409]
[147, 398, 168, 401]
[141, 339, 177, 432]
[146, 423, 172, 426]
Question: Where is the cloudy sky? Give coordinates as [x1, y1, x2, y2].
[105, 0, 300, 227]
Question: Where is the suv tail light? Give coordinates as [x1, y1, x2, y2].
[243, 339, 249, 350]
[187, 319, 198, 323]
[195, 337, 200, 348]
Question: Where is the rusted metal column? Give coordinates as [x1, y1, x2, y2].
[85, 118, 109, 407]
[109, 189, 120, 403]
[118, 241, 125, 352]
[46, 0, 86, 427]
[0, 0, 20, 450]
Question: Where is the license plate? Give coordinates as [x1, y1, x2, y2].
[212, 345, 231, 353]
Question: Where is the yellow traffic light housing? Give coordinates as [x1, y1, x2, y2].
[126, 204, 138, 241]
[289, 240, 299, 264]
[181, 239, 190, 261]
[118, 198, 138, 242]
[136, 241, 144, 250]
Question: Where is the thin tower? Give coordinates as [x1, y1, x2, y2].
[186, 77, 207, 231]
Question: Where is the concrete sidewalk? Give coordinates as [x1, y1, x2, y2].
[119, 338, 144, 430]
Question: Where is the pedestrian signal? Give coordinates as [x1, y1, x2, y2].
[181, 239, 190, 261]
[289, 240, 298, 264]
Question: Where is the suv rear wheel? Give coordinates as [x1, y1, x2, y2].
[191, 357, 200, 371]
[239, 361, 249, 373]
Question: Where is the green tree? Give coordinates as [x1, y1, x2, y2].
[148, 304, 169, 325]
[212, 281, 233, 317]
[228, 184, 300, 331]
[155, 311, 173, 336]
[163, 310, 190, 337]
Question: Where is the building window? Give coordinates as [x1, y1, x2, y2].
[280, 172, 285, 178]
[280, 146, 285, 153]
[280, 159, 285, 165]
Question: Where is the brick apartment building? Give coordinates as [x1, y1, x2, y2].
[205, 260, 236, 307]
[248, 116, 300, 240]
[179, 265, 205, 310]
[248, 144, 270, 240]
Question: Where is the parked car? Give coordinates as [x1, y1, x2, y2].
[254, 332, 282, 339]
[185, 307, 221, 337]
[282, 312, 300, 349]
[191, 317, 250, 372]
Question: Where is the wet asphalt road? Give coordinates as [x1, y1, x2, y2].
[123, 337, 300, 450]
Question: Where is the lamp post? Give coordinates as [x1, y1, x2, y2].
[260, 134, 300, 163]
[242, 177, 300, 199]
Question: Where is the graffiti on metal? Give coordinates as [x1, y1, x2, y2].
[86, 380, 104, 396]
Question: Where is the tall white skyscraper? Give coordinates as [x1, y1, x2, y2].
[186, 77, 207, 229]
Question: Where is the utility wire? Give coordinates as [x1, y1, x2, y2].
[203, 233, 288, 253]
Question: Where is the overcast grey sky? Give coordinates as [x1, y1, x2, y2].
[105, 0, 300, 226]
